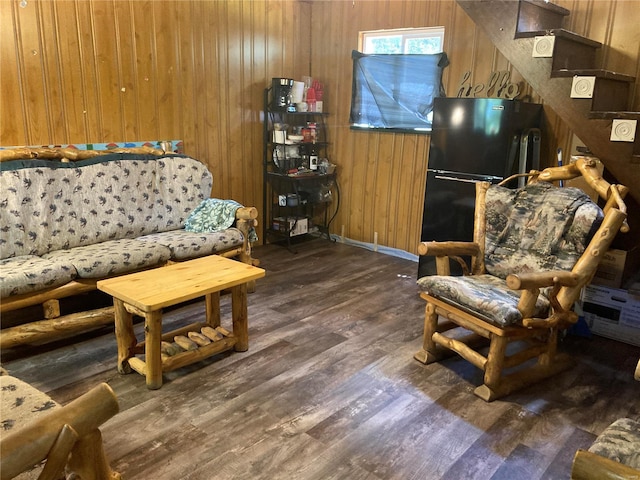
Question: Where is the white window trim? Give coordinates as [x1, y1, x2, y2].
[359, 26, 445, 54]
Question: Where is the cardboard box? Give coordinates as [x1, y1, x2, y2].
[272, 216, 308, 236]
[590, 247, 640, 289]
[581, 284, 640, 346]
[592, 249, 627, 288]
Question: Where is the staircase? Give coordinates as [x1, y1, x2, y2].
[457, 0, 640, 205]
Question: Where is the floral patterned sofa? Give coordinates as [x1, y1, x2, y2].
[0, 149, 258, 349]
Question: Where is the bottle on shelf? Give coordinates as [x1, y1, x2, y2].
[309, 145, 318, 171]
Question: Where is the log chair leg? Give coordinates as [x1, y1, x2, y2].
[113, 299, 135, 375]
[144, 310, 163, 390]
[538, 327, 558, 368]
[474, 334, 508, 402]
[414, 302, 440, 364]
[67, 429, 121, 480]
[231, 283, 249, 352]
[205, 291, 221, 328]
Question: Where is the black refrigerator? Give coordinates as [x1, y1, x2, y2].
[418, 97, 542, 278]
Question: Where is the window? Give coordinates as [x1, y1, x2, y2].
[360, 27, 445, 55]
[350, 27, 448, 133]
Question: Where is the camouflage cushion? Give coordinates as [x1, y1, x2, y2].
[484, 182, 602, 279]
[417, 182, 603, 327]
[589, 418, 640, 469]
[417, 274, 550, 327]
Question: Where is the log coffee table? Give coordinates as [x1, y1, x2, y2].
[97, 256, 265, 389]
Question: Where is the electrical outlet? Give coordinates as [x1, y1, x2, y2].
[532, 36, 555, 58]
[610, 119, 637, 142]
[570, 76, 596, 98]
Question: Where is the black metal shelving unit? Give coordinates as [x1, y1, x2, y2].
[262, 87, 339, 252]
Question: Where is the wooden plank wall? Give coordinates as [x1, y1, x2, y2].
[310, 0, 640, 254]
[0, 0, 311, 213]
[1, 0, 637, 254]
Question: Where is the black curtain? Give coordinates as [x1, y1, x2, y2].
[350, 50, 449, 132]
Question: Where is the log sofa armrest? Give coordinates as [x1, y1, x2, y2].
[571, 449, 640, 480]
[506, 271, 580, 328]
[417, 242, 481, 276]
[417, 241, 480, 257]
[506, 271, 580, 290]
[234, 206, 259, 267]
[235, 206, 258, 221]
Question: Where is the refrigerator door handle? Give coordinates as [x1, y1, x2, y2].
[434, 175, 489, 184]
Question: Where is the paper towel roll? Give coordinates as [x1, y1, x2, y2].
[291, 81, 305, 104]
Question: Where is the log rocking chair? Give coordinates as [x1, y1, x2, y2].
[414, 157, 629, 401]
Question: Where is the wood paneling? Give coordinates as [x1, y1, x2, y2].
[1, 0, 636, 254]
[0, 0, 311, 213]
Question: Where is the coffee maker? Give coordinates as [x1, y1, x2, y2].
[271, 78, 294, 111]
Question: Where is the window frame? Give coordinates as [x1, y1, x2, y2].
[358, 26, 445, 55]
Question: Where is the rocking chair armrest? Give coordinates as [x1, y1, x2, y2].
[417, 241, 480, 257]
[506, 271, 580, 290]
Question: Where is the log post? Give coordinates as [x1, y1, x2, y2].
[205, 291, 221, 328]
[483, 334, 507, 390]
[473, 181, 490, 275]
[231, 284, 249, 352]
[144, 310, 164, 389]
[113, 299, 135, 375]
[43, 299, 60, 319]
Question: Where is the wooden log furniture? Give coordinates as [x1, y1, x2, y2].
[0, 370, 120, 480]
[97, 255, 265, 389]
[0, 147, 259, 350]
[414, 156, 629, 401]
[570, 357, 640, 480]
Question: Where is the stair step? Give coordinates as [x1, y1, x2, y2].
[527, 28, 601, 47]
[530, 30, 601, 72]
[553, 69, 635, 82]
[516, 0, 569, 38]
[569, 76, 631, 112]
[589, 111, 640, 120]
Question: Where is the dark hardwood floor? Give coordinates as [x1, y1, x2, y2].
[3, 239, 640, 479]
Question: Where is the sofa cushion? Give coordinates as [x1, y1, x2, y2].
[484, 182, 603, 279]
[417, 273, 550, 327]
[0, 155, 212, 259]
[0, 256, 77, 297]
[42, 238, 171, 279]
[0, 375, 59, 433]
[588, 418, 640, 469]
[137, 228, 245, 261]
[0, 375, 60, 479]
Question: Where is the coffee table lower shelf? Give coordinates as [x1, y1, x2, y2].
[125, 321, 239, 377]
